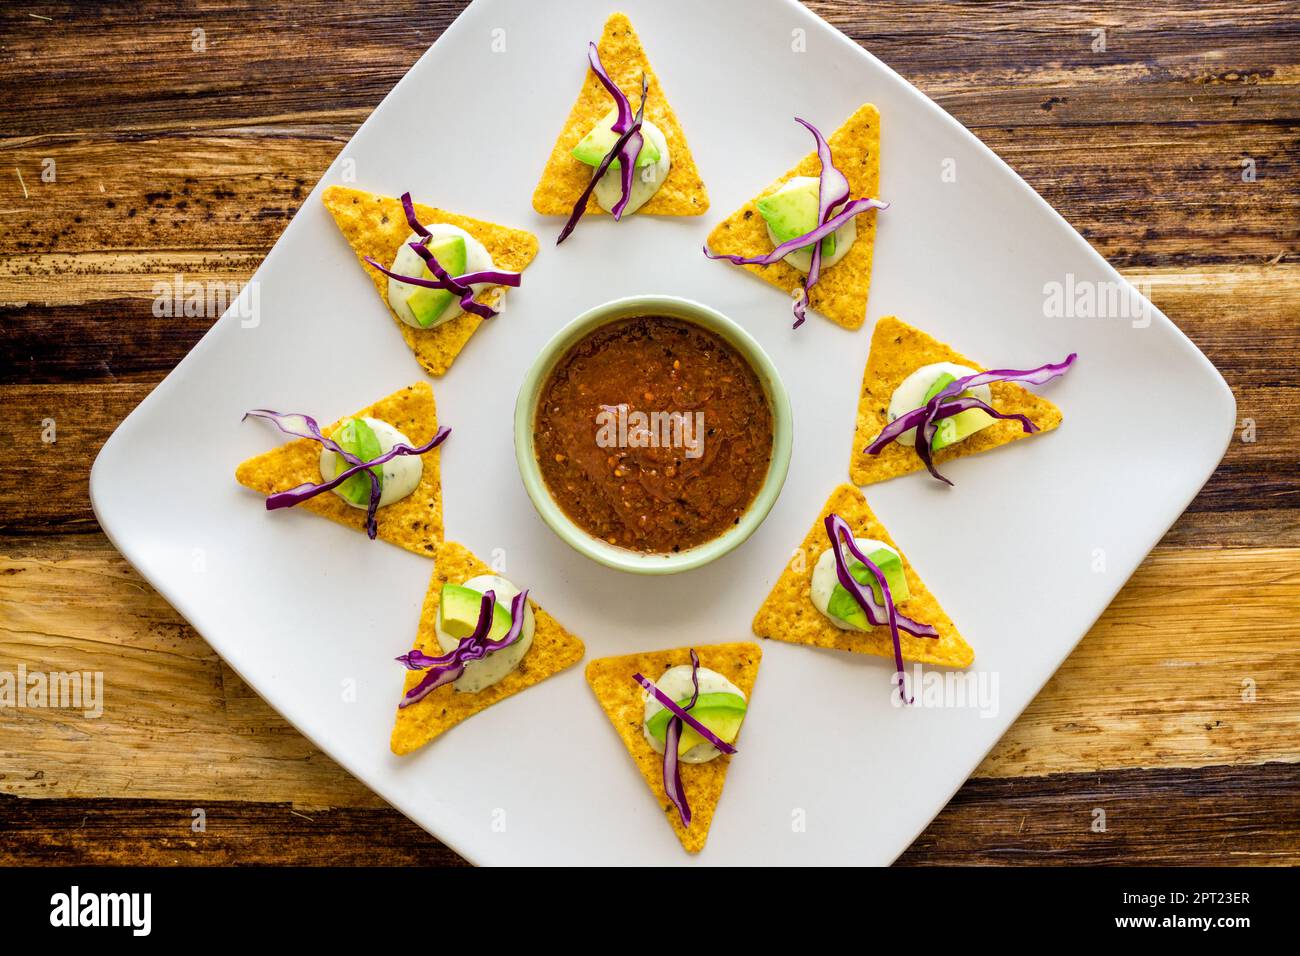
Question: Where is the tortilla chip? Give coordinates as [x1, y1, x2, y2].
[753, 485, 973, 668]
[850, 317, 1065, 485]
[321, 185, 538, 377]
[532, 12, 708, 218]
[391, 542, 586, 755]
[586, 643, 760, 854]
[236, 381, 444, 556]
[705, 104, 882, 329]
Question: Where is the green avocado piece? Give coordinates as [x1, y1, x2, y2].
[645, 691, 747, 754]
[756, 179, 835, 259]
[571, 109, 661, 169]
[921, 370, 995, 450]
[825, 547, 910, 628]
[439, 583, 514, 641]
[405, 235, 468, 329]
[331, 418, 383, 507]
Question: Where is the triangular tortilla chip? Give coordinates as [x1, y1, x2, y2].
[236, 381, 444, 556]
[391, 541, 586, 755]
[532, 12, 708, 218]
[585, 642, 761, 854]
[850, 317, 1064, 485]
[322, 186, 538, 376]
[753, 485, 973, 668]
[706, 104, 882, 329]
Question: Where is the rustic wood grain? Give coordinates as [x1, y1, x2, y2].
[1, 762, 1293, 865]
[1, 0, 1296, 865]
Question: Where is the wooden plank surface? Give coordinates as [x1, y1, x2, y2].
[1, 0, 1297, 865]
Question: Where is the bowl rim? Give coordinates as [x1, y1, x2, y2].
[513, 294, 794, 575]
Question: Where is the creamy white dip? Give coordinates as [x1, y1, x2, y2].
[764, 176, 858, 274]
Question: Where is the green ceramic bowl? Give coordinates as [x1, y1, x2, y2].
[514, 295, 793, 575]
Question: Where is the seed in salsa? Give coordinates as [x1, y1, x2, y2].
[534, 316, 774, 554]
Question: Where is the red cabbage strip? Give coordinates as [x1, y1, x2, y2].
[825, 514, 933, 705]
[704, 198, 887, 269]
[244, 409, 449, 539]
[584, 41, 639, 220]
[644, 649, 708, 827]
[795, 117, 850, 293]
[398, 589, 529, 707]
[863, 354, 1077, 484]
[400, 191, 431, 239]
[557, 72, 648, 244]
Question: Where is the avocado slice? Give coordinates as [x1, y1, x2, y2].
[756, 178, 835, 259]
[405, 235, 468, 329]
[826, 547, 910, 627]
[439, 583, 514, 641]
[330, 418, 383, 507]
[645, 691, 747, 755]
[921, 371, 996, 450]
[571, 109, 661, 169]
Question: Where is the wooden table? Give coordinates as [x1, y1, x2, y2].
[2, 1, 1296, 866]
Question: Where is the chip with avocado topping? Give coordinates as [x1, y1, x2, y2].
[391, 542, 586, 755]
[705, 103, 881, 329]
[753, 484, 973, 668]
[321, 186, 538, 377]
[532, 12, 709, 218]
[235, 382, 445, 556]
[849, 317, 1065, 485]
[586, 643, 761, 854]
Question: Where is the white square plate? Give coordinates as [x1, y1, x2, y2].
[91, 0, 1234, 865]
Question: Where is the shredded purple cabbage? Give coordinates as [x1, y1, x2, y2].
[633, 649, 729, 827]
[362, 191, 521, 320]
[702, 117, 889, 328]
[865, 354, 1078, 484]
[243, 408, 450, 538]
[825, 513, 936, 705]
[398, 589, 529, 707]
[556, 42, 648, 244]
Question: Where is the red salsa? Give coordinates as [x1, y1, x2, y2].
[534, 316, 773, 553]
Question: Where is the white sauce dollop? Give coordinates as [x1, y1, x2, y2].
[810, 538, 897, 630]
[317, 417, 423, 510]
[764, 176, 858, 275]
[386, 224, 498, 330]
[435, 574, 536, 694]
[593, 120, 670, 216]
[886, 362, 992, 447]
[642, 664, 744, 764]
